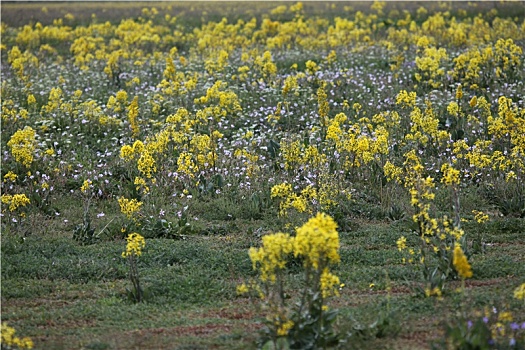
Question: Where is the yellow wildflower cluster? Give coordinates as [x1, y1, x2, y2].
[396, 236, 407, 251]
[0, 322, 33, 349]
[270, 182, 315, 216]
[325, 115, 390, 169]
[2, 2, 525, 318]
[80, 179, 92, 193]
[107, 90, 128, 113]
[415, 46, 448, 88]
[118, 197, 143, 220]
[122, 232, 146, 258]
[452, 244, 472, 279]
[3, 171, 18, 183]
[514, 283, 525, 301]
[249, 232, 294, 283]
[7, 46, 38, 82]
[247, 213, 341, 301]
[1, 194, 31, 212]
[452, 38, 522, 87]
[120, 140, 145, 162]
[320, 268, 341, 298]
[317, 83, 329, 128]
[425, 286, 442, 298]
[282, 75, 299, 97]
[440, 163, 460, 186]
[395, 90, 417, 109]
[7, 126, 37, 168]
[472, 210, 489, 224]
[294, 212, 340, 270]
[127, 96, 140, 139]
[405, 101, 448, 147]
[276, 319, 295, 337]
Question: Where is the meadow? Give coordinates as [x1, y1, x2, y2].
[1, 1, 525, 349]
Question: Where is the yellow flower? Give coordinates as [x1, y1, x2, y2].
[425, 286, 442, 298]
[249, 232, 294, 283]
[305, 60, 318, 75]
[7, 126, 37, 168]
[395, 90, 417, 108]
[1, 322, 33, 349]
[127, 96, 140, 139]
[3, 171, 18, 182]
[396, 236, 407, 251]
[472, 210, 489, 224]
[469, 96, 477, 108]
[122, 233, 146, 258]
[441, 163, 461, 185]
[27, 94, 36, 105]
[455, 84, 463, 100]
[277, 320, 294, 336]
[118, 197, 143, 219]
[236, 283, 249, 295]
[514, 283, 525, 300]
[1, 194, 31, 212]
[320, 268, 341, 298]
[453, 244, 472, 279]
[80, 179, 92, 193]
[119, 145, 135, 161]
[498, 311, 513, 322]
[294, 212, 340, 270]
[116, 90, 128, 103]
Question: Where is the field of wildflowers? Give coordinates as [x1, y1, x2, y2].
[1, 1, 525, 349]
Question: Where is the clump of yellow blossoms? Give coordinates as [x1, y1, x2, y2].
[294, 212, 340, 270]
[117, 197, 143, 220]
[271, 182, 316, 216]
[127, 96, 140, 139]
[243, 213, 342, 345]
[453, 244, 473, 279]
[7, 126, 37, 168]
[1, 322, 33, 349]
[3, 172, 18, 182]
[122, 232, 146, 303]
[1, 194, 31, 212]
[249, 232, 294, 283]
[122, 232, 146, 258]
[514, 283, 525, 301]
[80, 179, 92, 193]
[472, 210, 489, 224]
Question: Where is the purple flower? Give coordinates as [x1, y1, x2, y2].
[483, 317, 489, 323]
[510, 322, 519, 331]
[467, 320, 473, 329]
[509, 338, 516, 347]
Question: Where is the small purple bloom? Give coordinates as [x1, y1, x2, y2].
[467, 320, 473, 329]
[521, 322, 525, 329]
[509, 338, 516, 347]
[510, 322, 519, 331]
[483, 317, 489, 323]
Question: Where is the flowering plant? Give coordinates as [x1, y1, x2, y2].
[122, 233, 146, 302]
[239, 213, 343, 349]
